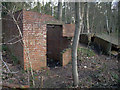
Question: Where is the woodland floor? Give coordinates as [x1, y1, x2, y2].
[2, 43, 119, 88]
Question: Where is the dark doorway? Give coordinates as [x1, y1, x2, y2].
[46, 24, 62, 67]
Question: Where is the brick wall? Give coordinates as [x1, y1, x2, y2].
[62, 48, 71, 66]
[22, 10, 60, 70]
[63, 24, 75, 37]
[3, 10, 73, 70]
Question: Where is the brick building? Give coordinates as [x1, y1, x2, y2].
[2, 10, 75, 70]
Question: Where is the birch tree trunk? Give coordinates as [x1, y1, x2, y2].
[72, 2, 81, 87]
[51, 2, 54, 16]
[86, 3, 90, 33]
[69, 2, 72, 24]
[57, 1, 62, 21]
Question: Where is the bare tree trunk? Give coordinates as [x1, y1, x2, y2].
[57, 1, 62, 21]
[86, 3, 90, 33]
[106, 3, 112, 55]
[69, 2, 72, 24]
[64, 2, 67, 23]
[81, 3, 85, 33]
[118, 2, 120, 38]
[37, 0, 41, 13]
[42, 1, 44, 13]
[72, 2, 82, 87]
[0, 2, 2, 89]
[0, 4, 1, 44]
[118, 2, 120, 87]
[50, 1, 54, 16]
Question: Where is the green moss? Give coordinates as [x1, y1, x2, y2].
[110, 72, 119, 80]
[60, 48, 71, 54]
[9, 79, 13, 84]
[78, 47, 95, 57]
[2, 45, 19, 65]
[11, 53, 19, 64]
[2, 45, 8, 51]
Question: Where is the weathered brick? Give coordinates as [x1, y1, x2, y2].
[3, 9, 73, 70]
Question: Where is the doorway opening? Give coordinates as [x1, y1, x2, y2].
[46, 24, 62, 67]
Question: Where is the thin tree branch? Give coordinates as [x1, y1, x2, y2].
[0, 52, 18, 74]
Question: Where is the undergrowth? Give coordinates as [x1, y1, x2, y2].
[78, 47, 95, 57]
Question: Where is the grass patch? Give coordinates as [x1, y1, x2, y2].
[11, 53, 19, 64]
[110, 72, 119, 80]
[78, 47, 95, 57]
[9, 79, 13, 83]
[2, 45, 19, 65]
[2, 45, 8, 51]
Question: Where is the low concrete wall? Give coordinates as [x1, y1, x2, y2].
[94, 36, 111, 54]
